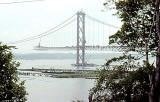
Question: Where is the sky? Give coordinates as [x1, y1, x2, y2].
[0, 0, 122, 53]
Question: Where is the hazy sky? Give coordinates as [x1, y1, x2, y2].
[0, 0, 122, 53]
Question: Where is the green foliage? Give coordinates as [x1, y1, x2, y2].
[90, 55, 154, 102]
[89, 0, 158, 102]
[107, 0, 158, 56]
[0, 44, 27, 102]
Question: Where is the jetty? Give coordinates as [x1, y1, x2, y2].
[18, 68, 99, 78]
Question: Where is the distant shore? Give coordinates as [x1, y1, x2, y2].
[50, 73, 98, 79]
[18, 68, 99, 79]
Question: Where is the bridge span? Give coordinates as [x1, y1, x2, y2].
[34, 45, 134, 51]
[9, 11, 134, 68]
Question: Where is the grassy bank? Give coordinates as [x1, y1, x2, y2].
[51, 72, 98, 79]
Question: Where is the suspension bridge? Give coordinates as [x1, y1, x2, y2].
[8, 11, 133, 68]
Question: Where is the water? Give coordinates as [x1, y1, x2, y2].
[16, 51, 157, 102]
[16, 52, 131, 102]
[17, 52, 113, 102]
[20, 76, 95, 102]
[17, 59, 106, 70]
[15, 52, 123, 70]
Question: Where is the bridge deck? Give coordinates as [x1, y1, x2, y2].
[33, 45, 134, 51]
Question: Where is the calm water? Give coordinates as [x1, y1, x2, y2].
[17, 57, 106, 102]
[20, 76, 95, 102]
[16, 52, 123, 70]
[17, 52, 154, 102]
[17, 59, 106, 70]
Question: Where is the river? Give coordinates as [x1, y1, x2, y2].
[20, 76, 95, 102]
[17, 52, 149, 102]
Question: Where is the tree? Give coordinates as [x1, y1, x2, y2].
[89, 0, 159, 102]
[90, 54, 155, 102]
[109, 0, 157, 59]
[149, 0, 160, 102]
[0, 44, 27, 102]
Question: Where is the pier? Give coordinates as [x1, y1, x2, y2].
[18, 68, 99, 78]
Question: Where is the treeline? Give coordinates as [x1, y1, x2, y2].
[89, 0, 160, 102]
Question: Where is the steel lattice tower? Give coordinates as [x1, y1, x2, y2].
[75, 11, 86, 67]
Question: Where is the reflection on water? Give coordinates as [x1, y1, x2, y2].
[20, 76, 95, 102]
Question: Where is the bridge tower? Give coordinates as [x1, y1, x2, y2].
[75, 11, 86, 67]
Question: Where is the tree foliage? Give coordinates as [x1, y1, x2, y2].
[109, 0, 158, 56]
[89, 0, 159, 102]
[90, 54, 154, 102]
[0, 44, 27, 102]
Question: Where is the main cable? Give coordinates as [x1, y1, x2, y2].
[7, 18, 76, 44]
[86, 14, 120, 29]
[0, 0, 44, 5]
[7, 14, 76, 44]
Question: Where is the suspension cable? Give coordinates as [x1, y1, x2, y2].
[7, 15, 76, 44]
[0, 0, 45, 4]
[86, 14, 120, 29]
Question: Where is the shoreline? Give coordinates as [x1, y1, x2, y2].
[18, 68, 99, 79]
